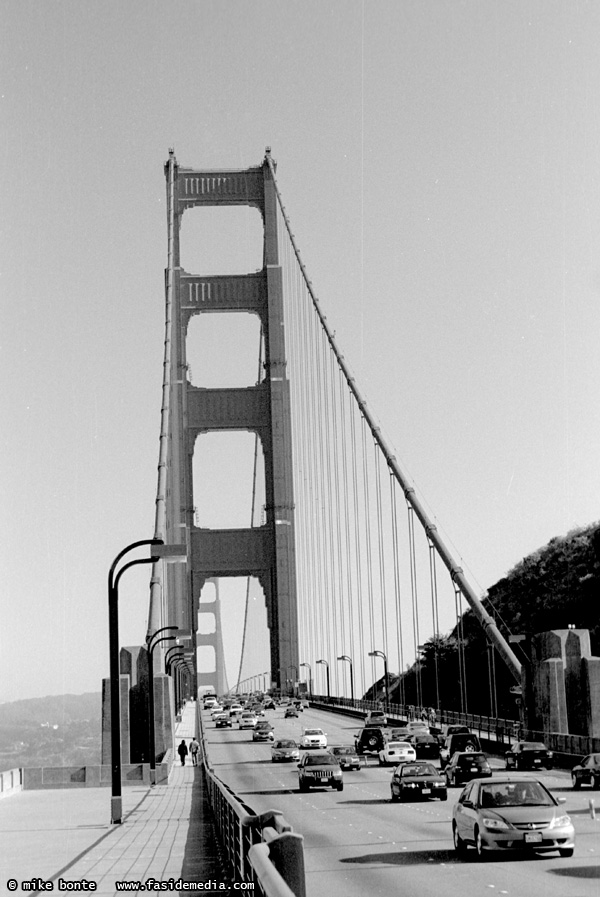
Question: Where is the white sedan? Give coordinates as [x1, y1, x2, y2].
[238, 712, 258, 729]
[300, 727, 328, 749]
[379, 741, 417, 766]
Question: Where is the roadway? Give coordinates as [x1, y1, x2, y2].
[202, 705, 600, 897]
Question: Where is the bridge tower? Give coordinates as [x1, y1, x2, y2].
[164, 150, 299, 695]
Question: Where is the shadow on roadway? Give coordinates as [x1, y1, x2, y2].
[340, 848, 458, 866]
[549, 865, 600, 879]
[180, 767, 235, 891]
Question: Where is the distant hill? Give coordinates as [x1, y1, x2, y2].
[0, 692, 102, 771]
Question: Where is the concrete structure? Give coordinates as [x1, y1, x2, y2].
[525, 628, 600, 737]
[163, 150, 300, 694]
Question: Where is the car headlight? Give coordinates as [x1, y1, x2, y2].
[482, 817, 510, 831]
[551, 814, 571, 828]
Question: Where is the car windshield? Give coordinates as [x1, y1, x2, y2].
[402, 764, 437, 777]
[305, 729, 323, 736]
[479, 782, 553, 807]
[274, 740, 296, 748]
[306, 754, 337, 766]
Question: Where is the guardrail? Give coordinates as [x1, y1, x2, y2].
[308, 695, 600, 762]
[197, 705, 306, 897]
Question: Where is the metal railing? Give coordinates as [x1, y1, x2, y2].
[197, 706, 305, 897]
[308, 695, 600, 760]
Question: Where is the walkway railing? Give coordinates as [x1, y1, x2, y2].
[197, 706, 305, 897]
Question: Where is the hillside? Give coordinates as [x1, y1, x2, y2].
[391, 521, 600, 718]
[0, 692, 102, 771]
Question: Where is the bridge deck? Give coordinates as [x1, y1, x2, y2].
[0, 702, 232, 894]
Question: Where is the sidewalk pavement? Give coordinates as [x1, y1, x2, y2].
[0, 701, 233, 895]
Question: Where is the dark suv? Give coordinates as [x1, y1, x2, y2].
[439, 732, 481, 768]
[355, 726, 386, 754]
[445, 751, 492, 786]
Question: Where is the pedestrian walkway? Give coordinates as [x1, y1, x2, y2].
[0, 701, 233, 895]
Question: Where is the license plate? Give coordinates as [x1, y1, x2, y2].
[470, 767, 478, 772]
[524, 832, 542, 843]
[534, 759, 541, 764]
[422, 788, 431, 794]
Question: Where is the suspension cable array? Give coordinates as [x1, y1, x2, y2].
[266, 154, 521, 702]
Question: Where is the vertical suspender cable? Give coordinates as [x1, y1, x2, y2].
[264, 155, 521, 685]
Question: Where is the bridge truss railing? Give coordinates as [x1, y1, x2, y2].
[196, 707, 306, 897]
[309, 695, 600, 761]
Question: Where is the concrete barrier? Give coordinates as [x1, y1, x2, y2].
[0, 767, 22, 799]
[21, 758, 172, 790]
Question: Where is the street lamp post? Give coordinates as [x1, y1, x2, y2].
[316, 659, 330, 701]
[108, 538, 186, 825]
[146, 626, 178, 785]
[337, 655, 354, 703]
[299, 662, 312, 699]
[288, 665, 297, 697]
[368, 650, 389, 713]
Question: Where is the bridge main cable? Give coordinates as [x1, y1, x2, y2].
[265, 152, 521, 684]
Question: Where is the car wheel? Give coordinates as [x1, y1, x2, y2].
[390, 789, 399, 802]
[367, 736, 378, 749]
[559, 848, 574, 858]
[593, 776, 600, 790]
[571, 773, 581, 790]
[378, 756, 383, 766]
[474, 828, 487, 860]
[440, 791, 448, 801]
[464, 743, 476, 753]
[453, 823, 467, 856]
[299, 782, 308, 792]
[336, 782, 344, 791]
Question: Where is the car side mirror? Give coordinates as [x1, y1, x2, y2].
[462, 799, 473, 808]
[557, 796, 566, 804]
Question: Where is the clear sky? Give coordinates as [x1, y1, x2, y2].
[2, 1, 599, 702]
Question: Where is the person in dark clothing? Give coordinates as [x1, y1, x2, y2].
[177, 740, 189, 766]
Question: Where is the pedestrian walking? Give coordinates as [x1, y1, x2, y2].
[177, 739, 189, 766]
[189, 737, 200, 766]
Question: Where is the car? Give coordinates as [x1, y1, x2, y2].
[252, 721, 275, 742]
[390, 762, 447, 802]
[440, 732, 481, 768]
[263, 699, 276, 710]
[384, 727, 411, 742]
[203, 696, 217, 709]
[407, 733, 440, 760]
[298, 751, 343, 791]
[284, 706, 299, 718]
[505, 741, 553, 771]
[300, 727, 327, 749]
[271, 739, 300, 762]
[292, 700, 304, 712]
[330, 746, 362, 770]
[251, 704, 266, 717]
[210, 705, 224, 719]
[378, 741, 416, 766]
[229, 703, 243, 717]
[441, 724, 470, 738]
[214, 713, 232, 728]
[445, 752, 492, 787]
[571, 753, 600, 789]
[452, 777, 574, 859]
[238, 712, 258, 729]
[355, 726, 386, 755]
[406, 720, 430, 734]
[366, 710, 388, 726]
